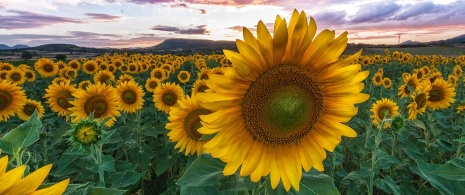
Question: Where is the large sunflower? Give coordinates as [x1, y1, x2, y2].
[166, 95, 212, 156]
[197, 10, 369, 191]
[34, 58, 58, 78]
[70, 82, 121, 127]
[116, 80, 145, 113]
[370, 98, 399, 129]
[407, 87, 430, 120]
[82, 60, 99, 75]
[44, 81, 78, 117]
[153, 82, 184, 114]
[427, 78, 455, 110]
[17, 99, 45, 121]
[0, 155, 69, 194]
[0, 80, 27, 122]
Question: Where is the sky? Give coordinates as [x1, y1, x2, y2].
[0, 0, 464, 48]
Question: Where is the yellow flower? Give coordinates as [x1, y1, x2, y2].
[197, 10, 369, 191]
[153, 82, 184, 114]
[17, 99, 45, 121]
[178, 70, 191, 83]
[427, 78, 455, 110]
[382, 77, 392, 88]
[150, 68, 167, 81]
[191, 79, 210, 96]
[82, 60, 99, 75]
[34, 58, 58, 78]
[0, 80, 27, 122]
[166, 95, 212, 156]
[117, 74, 135, 86]
[116, 80, 145, 113]
[69, 82, 121, 127]
[145, 77, 161, 93]
[6, 68, 26, 86]
[407, 91, 429, 120]
[370, 98, 399, 129]
[23, 69, 36, 82]
[43, 81, 77, 117]
[372, 72, 383, 86]
[0, 155, 69, 195]
[68, 59, 81, 70]
[398, 73, 419, 98]
[93, 70, 115, 84]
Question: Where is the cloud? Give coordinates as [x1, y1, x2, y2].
[152, 24, 209, 34]
[312, 11, 348, 27]
[350, 2, 401, 23]
[152, 25, 181, 32]
[228, 25, 244, 32]
[177, 25, 209, 34]
[84, 13, 122, 21]
[68, 31, 122, 38]
[170, 2, 207, 14]
[123, 0, 264, 6]
[0, 10, 82, 29]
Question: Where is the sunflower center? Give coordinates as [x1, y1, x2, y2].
[84, 95, 108, 118]
[428, 88, 444, 102]
[57, 91, 73, 109]
[162, 91, 177, 106]
[198, 85, 209, 93]
[184, 108, 212, 140]
[378, 107, 390, 119]
[122, 90, 137, 104]
[44, 64, 54, 72]
[242, 65, 323, 146]
[200, 74, 209, 80]
[24, 104, 37, 116]
[415, 92, 427, 109]
[0, 90, 13, 110]
[155, 72, 163, 79]
[11, 73, 21, 81]
[25, 72, 33, 79]
[67, 71, 76, 77]
[86, 65, 95, 71]
[129, 65, 136, 71]
[149, 81, 158, 89]
[99, 75, 110, 83]
[180, 73, 188, 80]
[375, 76, 381, 82]
[75, 125, 98, 144]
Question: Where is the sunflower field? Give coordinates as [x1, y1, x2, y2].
[1, 10, 465, 195]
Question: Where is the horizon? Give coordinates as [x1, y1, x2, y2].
[1, 0, 464, 49]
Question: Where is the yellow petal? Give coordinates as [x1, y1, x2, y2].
[272, 18, 288, 67]
[27, 178, 70, 195]
[257, 21, 273, 69]
[0, 155, 8, 177]
[0, 165, 26, 194]
[5, 164, 52, 194]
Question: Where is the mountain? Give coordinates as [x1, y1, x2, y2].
[435, 34, 465, 44]
[153, 38, 237, 51]
[0, 44, 30, 50]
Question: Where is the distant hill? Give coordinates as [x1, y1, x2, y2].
[0, 44, 30, 50]
[153, 38, 237, 51]
[431, 34, 465, 45]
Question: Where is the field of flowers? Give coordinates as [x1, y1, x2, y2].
[1, 10, 465, 195]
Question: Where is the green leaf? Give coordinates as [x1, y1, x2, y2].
[100, 155, 116, 172]
[109, 171, 143, 189]
[375, 176, 402, 195]
[88, 187, 126, 195]
[416, 160, 465, 195]
[52, 122, 72, 145]
[156, 154, 178, 176]
[409, 119, 426, 130]
[432, 158, 465, 181]
[199, 133, 216, 141]
[0, 110, 42, 154]
[176, 154, 254, 192]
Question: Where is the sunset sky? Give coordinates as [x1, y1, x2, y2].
[0, 0, 464, 48]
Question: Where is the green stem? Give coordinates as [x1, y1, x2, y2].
[94, 144, 105, 184]
[390, 131, 397, 177]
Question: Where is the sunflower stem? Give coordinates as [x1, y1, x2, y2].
[94, 144, 105, 185]
[369, 122, 383, 195]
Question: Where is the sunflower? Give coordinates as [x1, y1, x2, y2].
[0, 70, 8, 80]
[453, 65, 463, 76]
[17, 99, 45, 121]
[34, 58, 58, 78]
[422, 66, 431, 77]
[429, 72, 443, 83]
[6, 68, 26, 85]
[23, 69, 36, 82]
[128, 63, 139, 74]
[69, 82, 121, 127]
[99, 63, 108, 71]
[65, 68, 78, 80]
[56, 61, 66, 70]
[0, 155, 70, 194]
[82, 60, 99, 75]
[414, 68, 425, 80]
[93, 70, 115, 85]
[192, 79, 210, 95]
[178, 70, 191, 83]
[370, 98, 399, 129]
[197, 10, 369, 191]
[120, 65, 129, 72]
[448, 75, 458, 87]
[398, 74, 420, 98]
[113, 59, 124, 68]
[17, 64, 31, 71]
[198, 68, 210, 80]
[456, 103, 465, 114]
[118, 74, 134, 85]
[116, 80, 145, 113]
[377, 68, 384, 75]
[0, 80, 27, 122]
[161, 64, 173, 74]
[372, 72, 383, 86]
[68, 59, 81, 70]
[166, 95, 212, 156]
[150, 68, 167, 81]
[0, 62, 14, 71]
[79, 80, 92, 90]
[407, 91, 429, 120]
[108, 64, 117, 73]
[68, 119, 106, 147]
[43, 81, 78, 117]
[52, 77, 70, 85]
[427, 78, 455, 110]
[145, 77, 161, 93]
[382, 77, 392, 88]
[154, 82, 185, 114]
